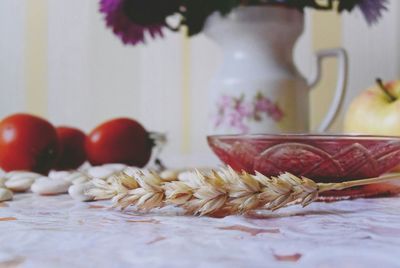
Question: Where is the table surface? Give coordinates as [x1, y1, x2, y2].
[1, 193, 400, 268]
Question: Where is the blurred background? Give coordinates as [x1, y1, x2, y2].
[0, 0, 399, 167]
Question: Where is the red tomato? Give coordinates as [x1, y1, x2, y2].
[86, 118, 152, 167]
[54, 126, 87, 170]
[0, 113, 59, 174]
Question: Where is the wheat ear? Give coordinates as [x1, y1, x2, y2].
[86, 166, 400, 216]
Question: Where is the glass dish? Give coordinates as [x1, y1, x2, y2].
[208, 134, 400, 198]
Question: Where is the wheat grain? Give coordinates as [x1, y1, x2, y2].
[86, 166, 400, 216]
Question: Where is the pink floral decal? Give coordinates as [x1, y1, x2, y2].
[214, 92, 284, 133]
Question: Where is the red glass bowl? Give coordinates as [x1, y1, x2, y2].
[208, 134, 400, 198]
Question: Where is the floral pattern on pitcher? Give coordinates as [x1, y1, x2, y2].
[214, 92, 284, 133]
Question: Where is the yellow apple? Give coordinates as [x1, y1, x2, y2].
[344, 79, 400, 135]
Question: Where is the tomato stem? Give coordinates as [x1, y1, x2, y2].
[148, 132, 167, 172]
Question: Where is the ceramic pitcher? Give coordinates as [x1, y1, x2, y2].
[205, 6, 348, 135]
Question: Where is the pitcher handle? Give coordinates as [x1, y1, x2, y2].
[309, 48, 349, 132]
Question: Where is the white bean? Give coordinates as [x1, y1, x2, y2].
[5, 171, 41, 180]
[87, 166, 117, 179]
[101, 163, 127, 172]
[63, 172, 89, 183]
[0, 188, 13, 202]
[31, 179, 71, 195]
[0, 177, 6, 188]
[68, 182, 95, 202]
[48, 170, 71, 180]
[72, 175, 90, 185]
[160, 169, 179, 182]
[5, 177, 35, 192]
[35, 176, 52, 183]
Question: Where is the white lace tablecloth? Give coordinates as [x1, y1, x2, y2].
[1, 193, 400, 268]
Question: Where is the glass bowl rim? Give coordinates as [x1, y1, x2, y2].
[207, 133, 400, 141]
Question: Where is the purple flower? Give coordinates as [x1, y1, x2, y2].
[217, 95, 234, 107]
[213, 93, 285, 133]
[357, 0, 388, 25]
[99, 0, 164, 45]
[214, 115, 224, 128]
[227, 111, 249, 134]
[255, 97, 284, 122]
[235, 102, 253, 118]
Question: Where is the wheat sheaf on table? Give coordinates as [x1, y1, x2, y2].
[87, 166, 400, 216]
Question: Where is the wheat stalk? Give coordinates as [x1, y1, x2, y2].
[86, 166, 400, 216]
